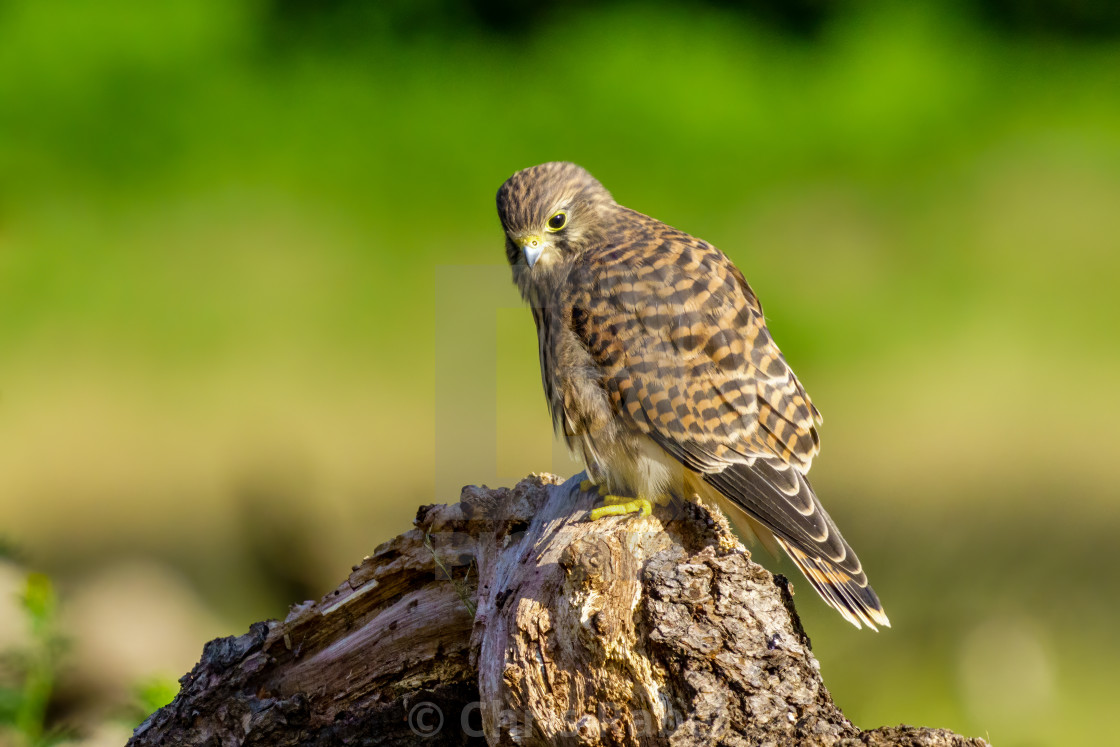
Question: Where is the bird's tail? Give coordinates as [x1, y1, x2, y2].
[777, 539, 891, 631]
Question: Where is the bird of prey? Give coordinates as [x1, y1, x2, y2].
[496, 161, 889, 630]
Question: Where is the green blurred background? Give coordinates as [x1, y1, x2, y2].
[1, 0, 1119, 744]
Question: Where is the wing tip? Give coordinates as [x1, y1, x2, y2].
[780, 540, 890, 632]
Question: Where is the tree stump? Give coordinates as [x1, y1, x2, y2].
[128, 474, 987, 746]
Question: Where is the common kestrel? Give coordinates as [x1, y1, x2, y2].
[497, 161, 889, 630]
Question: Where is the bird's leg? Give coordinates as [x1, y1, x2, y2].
[580, 478, 652, 520]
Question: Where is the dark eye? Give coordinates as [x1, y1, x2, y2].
[546, 211, 568, 231]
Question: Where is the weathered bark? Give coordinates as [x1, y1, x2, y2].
[129, 474, 986, 747]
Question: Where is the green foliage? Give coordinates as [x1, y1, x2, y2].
[0, 573, 66, 747]
[1, 0, 1118, 362]
[130, 677, 181, 727]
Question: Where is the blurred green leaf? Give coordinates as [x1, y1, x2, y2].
[133, 677, 180, 724]
[19, 575, 55, 636]
[0, 686, 20, 725]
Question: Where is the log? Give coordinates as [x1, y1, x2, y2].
[128, 474, 987, 746]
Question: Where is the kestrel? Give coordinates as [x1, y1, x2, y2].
[497, 161, 889, 630]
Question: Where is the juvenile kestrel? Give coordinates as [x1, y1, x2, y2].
[497, 161, 889, 630]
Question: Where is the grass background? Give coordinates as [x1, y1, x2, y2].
[1, 1, 1118, 744]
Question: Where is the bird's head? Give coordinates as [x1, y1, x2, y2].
[497, 162, 614, 296]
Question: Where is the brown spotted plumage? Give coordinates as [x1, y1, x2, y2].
[497, 161, 889, 630]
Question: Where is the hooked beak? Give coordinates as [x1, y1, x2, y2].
[515, 235, 545, 268]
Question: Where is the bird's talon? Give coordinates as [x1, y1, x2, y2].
[579, 479, 596, 493]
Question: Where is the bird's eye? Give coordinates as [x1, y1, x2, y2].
[546, 211, 568, 232]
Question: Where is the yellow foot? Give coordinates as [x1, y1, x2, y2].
[590, 497, 653, 521]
